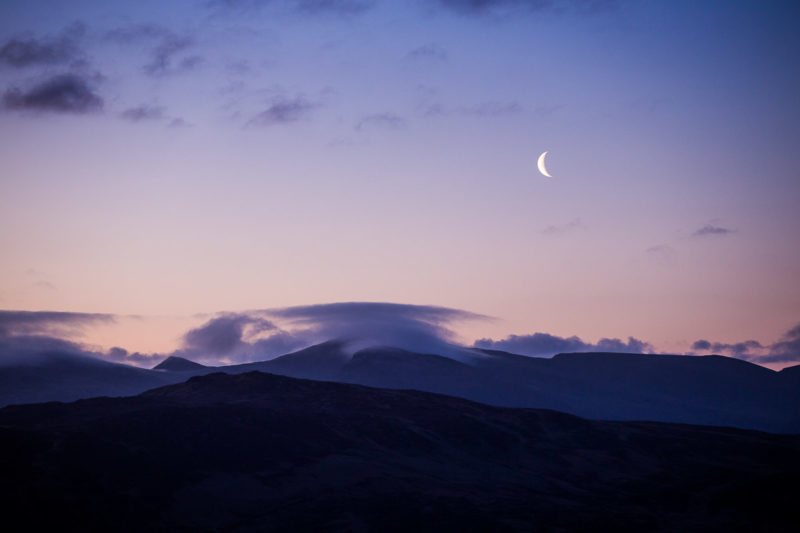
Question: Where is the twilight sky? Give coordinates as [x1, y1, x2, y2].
[1, 0, 798, 367]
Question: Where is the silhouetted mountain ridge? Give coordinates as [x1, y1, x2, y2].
[2, 341, 798, 433]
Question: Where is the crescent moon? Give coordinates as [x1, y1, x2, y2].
[537, 151, 552, 178]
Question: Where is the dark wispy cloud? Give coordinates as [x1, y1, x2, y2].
[120, 104, 166, 122]
[692, 323, 800, 364]
[0, 310, 113, 339]
[0, 23, 85, 68]
[645, 244, 676, 265]
[542, 218, 585, 235]
[693, 224, 735, 237]
[2, 74, 103, 113]
[532, 104, 565, 118]
[407, 43, 448, 62]
[105, 24, 204, 78]
[208, 0, 373, 15]
[103, 23, 171, 44]
[168, 117, 191, 128]
[356, 112, 406, 131]
[459, 101, 522, 117]
[474, 332, 653, 357]
[436, 0, 539, 15]
[248, 96, 316, 125]
[294, 0, 374, 14]
[434, 0, 616, 16]
[25, 268, 57, 291]
[423, 101, 523, 119]
[144, 35, 203, 77]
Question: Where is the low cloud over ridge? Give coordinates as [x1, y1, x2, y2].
[0, 310, 113, 339]
[1, 305, 797, 369]
[109, 302, 488, 366]
[474, 332, 653, 357]
[692, 322, 800, 364]
[0, 311, 115, 366]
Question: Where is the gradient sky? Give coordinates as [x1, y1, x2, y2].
[1, 0, 798, 365]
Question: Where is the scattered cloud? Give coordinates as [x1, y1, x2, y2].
[105, 23, 202, 78]
[168, 117, 191, 128]
[532, 104, 564, 118]
[459, 101, 522, 117]
[645, 244, 676, 265]
[542, 218, 585, 235]
[407, 43, 448, 62]
[420, 101, 523, 119]
[767, 324, 800, 363]
[144, 35, 203, 77]
[356, 112, 406, 131]
[120, 104, 166, 122]
[691, 339, 764, 356]
[208, 0, 373, 15]
[692, 323, 800, 364]
[693, 224, 735, 237]
[103, 23, 171, 44]
[2, 74, 103, 113]
[25, 268, 57, 291]
[0, 22, 86, 68]
[422, 103, 447, 117]
[474, 332, 653, 357]
[293, 0, 374, 15]
[248, 96, 316, 125]
[434, 0, 616, 16]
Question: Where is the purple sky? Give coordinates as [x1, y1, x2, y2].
[1, 1, 798, 367]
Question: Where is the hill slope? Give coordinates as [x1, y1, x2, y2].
[0, 351, 179, 406]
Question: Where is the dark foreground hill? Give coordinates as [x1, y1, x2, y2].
[1, 371, 798, 532]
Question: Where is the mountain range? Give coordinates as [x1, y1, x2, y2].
[2, 340, 799, 432]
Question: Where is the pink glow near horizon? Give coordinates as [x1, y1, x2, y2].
[0, 1, 798, 368]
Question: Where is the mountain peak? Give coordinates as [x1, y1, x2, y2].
[153, 355, 206, 372]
